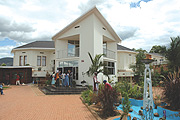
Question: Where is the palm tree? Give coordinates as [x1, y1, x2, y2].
[166, 36, 180, 71]
[86, 52, 108, 76]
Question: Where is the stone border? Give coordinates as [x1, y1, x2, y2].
[80, 97, 102, 120]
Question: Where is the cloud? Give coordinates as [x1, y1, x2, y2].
[0, 0, 180, 56]
[0, 45, 14, 58]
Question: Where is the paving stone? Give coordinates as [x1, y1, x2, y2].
[0, 85, 95, 120]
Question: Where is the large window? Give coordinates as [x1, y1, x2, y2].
[37, 56, 46, 66]
[59, 61, 78, 67]
[104, 61, 115, 75]
[19, 56, 23, 66]
[24, 56, 27, 65]
[42, 56, 46, 66]
[68, 40, 79, 57]
[37, 56, 41, 66]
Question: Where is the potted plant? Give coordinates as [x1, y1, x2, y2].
[121, 92, 131, 120]
[72, 81, 76, 87]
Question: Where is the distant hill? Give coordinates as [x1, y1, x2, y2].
[0, 57, 13, 66]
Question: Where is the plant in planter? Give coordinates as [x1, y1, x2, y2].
[72, 81, 76, 87]
[121, 92, 131, 120]
[97, 85, 119, 118]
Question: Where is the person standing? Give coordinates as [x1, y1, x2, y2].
[51, 72, 56, 85]
[93, 72, 99, 92]
[62, 72, 66, 87]
[59, 71, 63, 86]
[0, 83, 4, 95]
[68, 70, 73, 87]
[65, 72, 69, 87]
[55, 70, 60, 87]
[16, 74, 21, 85]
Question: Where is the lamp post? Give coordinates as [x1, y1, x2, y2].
[141, 59, 154, 120]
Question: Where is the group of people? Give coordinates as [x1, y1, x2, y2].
[93, 72, 112, 93]
[51, 70, 73, 87]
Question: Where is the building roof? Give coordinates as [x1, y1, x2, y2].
[117, 44, 134, 51]
[52, 6, 121, 42]
[13, 41, 55, 49]
[147, 53, 165, 57]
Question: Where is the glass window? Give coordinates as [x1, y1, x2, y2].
[59, 62, 63, 67]
[37, 56, 41, 66]
[68, 40, 79, 57]
[104, 61, 115, 75]
[24, 56, 27, 65]
[69, 61, 73, 67]
[74, 61, 78, 67]
[19, 56, 23, 66]
[64, 61, 68, 67]
[42, 56, 46, 66]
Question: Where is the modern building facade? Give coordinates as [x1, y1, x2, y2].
[52, 7, 121, 85]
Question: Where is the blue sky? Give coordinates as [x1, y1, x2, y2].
[0, 0, 180, 58]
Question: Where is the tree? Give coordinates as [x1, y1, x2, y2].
[130, 48, 146, 82]
[149, 45, 167, 56]
[166, 36, 180, 71]
[86, 52, 107, 76]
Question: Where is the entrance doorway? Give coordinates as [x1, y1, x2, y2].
[57, 67, 78, 80]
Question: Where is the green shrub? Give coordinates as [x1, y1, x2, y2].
[115, 81, 143, 99]
[122, 92, 131, 114]
[81, 89, 93, 105]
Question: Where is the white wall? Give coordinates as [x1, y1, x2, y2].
[117, 51, 136, 70]
[13, 49, 55, 77]
[54, 13, 119, 86]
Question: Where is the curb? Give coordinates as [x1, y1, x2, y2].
[80, 97, 102, 120]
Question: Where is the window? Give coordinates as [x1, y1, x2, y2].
[42, 56, 46, 66]
[104, 61, 115, 75]
[24, 56, 27, 65]
[59, 61, 78, 67]
[19, 56, 23, 66]
[37, 56, 41, 66]
[68, 40, 79, 57]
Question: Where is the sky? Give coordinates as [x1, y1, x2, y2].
[0, 0, 180, 58]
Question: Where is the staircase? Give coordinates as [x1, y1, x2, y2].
[39, 85, 87, 95]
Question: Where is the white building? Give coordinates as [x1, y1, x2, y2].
[11, 41, 55, 78]
[117, 44, 137, 81]
[52, 7, 121, 85]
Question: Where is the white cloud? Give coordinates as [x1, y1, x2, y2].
[0, 0, 180, 57]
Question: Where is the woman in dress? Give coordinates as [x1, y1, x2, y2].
[64, 72, 69, 87]
[51, 72, 56, 85]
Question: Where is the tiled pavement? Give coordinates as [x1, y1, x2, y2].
[0, 85, 96, 120]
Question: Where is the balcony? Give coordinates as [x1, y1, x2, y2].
[57, 47, 79, 59]
[103, 48, 115, 59]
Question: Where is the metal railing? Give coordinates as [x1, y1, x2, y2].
[103, 48, 115, 59]
[57, 47, 79, 59]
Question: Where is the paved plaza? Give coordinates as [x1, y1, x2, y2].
[0, 85, 96, 120]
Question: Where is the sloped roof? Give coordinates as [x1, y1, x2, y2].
[117, 44, 134, 51]
[52, 6, 121, 42]
[14, 41, 55, 49]
[148, 53, 165, 57]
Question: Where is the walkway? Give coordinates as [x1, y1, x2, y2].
[0, 85, 96, 120]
